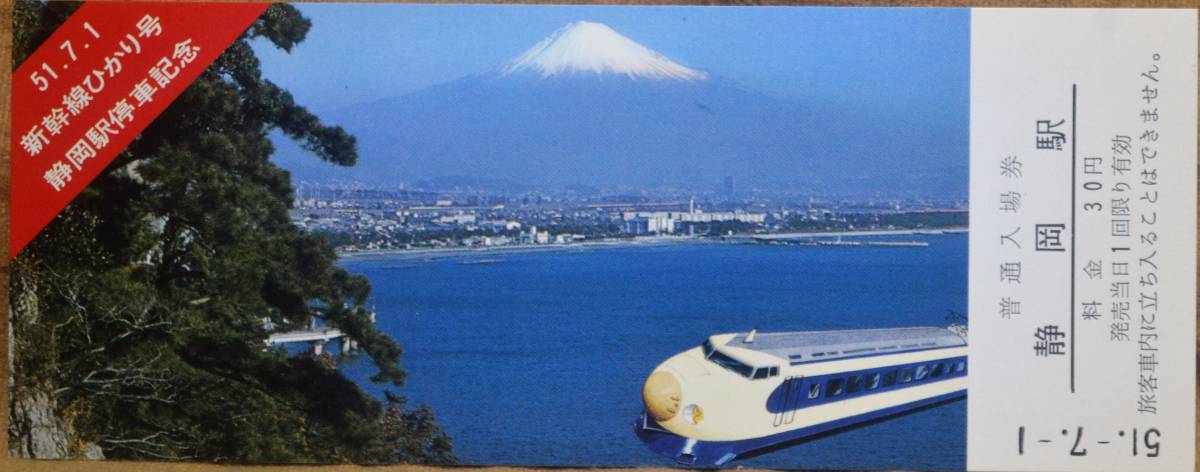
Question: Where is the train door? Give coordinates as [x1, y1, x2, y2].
[784, 377, 801, 425]
[772, 376, 803, 427]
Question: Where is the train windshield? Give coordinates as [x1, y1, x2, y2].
[705, 348, 755, 378]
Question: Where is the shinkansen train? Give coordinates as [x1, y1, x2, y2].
[635, 326, 967, 466]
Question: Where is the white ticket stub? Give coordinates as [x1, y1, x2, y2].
[969, 8, 1197, 472]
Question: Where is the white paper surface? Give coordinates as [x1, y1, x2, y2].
[968, 8, 1197, 472]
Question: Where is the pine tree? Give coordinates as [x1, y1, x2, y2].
[9, 2, 453, 463]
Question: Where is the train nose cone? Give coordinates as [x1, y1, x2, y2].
[643, 371, 682, 422]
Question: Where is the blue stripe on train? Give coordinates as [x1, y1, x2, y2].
[634, 388, 966, 467]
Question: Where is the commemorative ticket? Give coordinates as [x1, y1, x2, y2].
[5, 3, 1196, 472]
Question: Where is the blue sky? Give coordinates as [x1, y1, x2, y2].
[254, 5, 969, 118]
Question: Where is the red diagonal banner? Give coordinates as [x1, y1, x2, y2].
[10, 1, 269, 258]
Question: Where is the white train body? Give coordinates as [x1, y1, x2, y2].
[635, 327, 967, 466]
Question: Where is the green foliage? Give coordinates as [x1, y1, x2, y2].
[10, 3, 452, 463]
[382, 391, 454, 465]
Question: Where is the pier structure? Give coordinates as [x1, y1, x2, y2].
[262, 307, 375, 355]
[731, 234, 930, 248]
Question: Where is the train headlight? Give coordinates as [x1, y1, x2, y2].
[643, 372, 682, 421]
[682, 404, 704, 424]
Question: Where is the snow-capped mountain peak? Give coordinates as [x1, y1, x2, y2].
[501, 21, 707, 81]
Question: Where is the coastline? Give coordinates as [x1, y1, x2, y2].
[335, 227, 969, 260]
[751, 227, 968, 239]
[336, 235, 713, 260]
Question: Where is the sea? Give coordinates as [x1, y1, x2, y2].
[336, 233, 967, 470]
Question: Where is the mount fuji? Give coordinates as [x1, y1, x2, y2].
[274, 21, 965, 194]
[501, 21, 707, 81]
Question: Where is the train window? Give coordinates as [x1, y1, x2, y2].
[754, 367, 779, 379]
[955, 361, 966, 373]
[807, 383, 820, 399]
[882, 370, 897, 387]
[827, 378, 845, 397]
[931, 363, 945, 378]
[846, 375, 864, 393]
[867, 373, 881, 390]
[915, 365, 929, 381]
[753, 365, 782, 377]
[707, 349, 754, 378]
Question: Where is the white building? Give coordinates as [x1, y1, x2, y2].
[622, 200, 765, 235]
[435, 213, 476, 225]
[521, 225, 551, 244]
[481, 220, 522, 232]
[624, 214, 675, 235]
[554, 234, 584, 244]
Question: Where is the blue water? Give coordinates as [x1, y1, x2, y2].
[337, 234, 967, 470]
